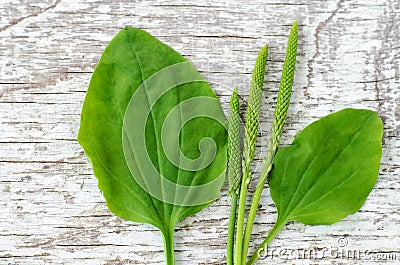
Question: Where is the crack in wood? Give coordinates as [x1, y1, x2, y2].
[305, 0, 345, 99]
[0, 0, 61, 33]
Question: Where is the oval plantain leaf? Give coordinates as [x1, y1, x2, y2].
[77, 26, 227, 260]
[269, 108, 383, 226]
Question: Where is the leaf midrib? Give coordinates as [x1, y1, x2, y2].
[291, 167, 360, 220]
[127, 32, 168, 227]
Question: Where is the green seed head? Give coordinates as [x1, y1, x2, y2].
[227, 87, 242, 195]
[243, 45, 268, 180]
[272, 20, 298, 150]
[258, 20, 298, 187]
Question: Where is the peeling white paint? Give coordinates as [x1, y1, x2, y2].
[0, 0, 399, 264]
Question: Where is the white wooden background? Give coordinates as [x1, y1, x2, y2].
[1, 0, 399, 264]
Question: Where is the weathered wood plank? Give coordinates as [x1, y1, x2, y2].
[1, 0, 399, 264]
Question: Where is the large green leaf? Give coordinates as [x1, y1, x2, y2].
[269, 108, 383, 226]
[78, 27, 227, 263]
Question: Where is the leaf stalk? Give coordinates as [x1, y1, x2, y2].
[246, 220, 286, 265]
[162, 227, 176, 265]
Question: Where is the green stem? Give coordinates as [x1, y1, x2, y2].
[227, 195, 238, 265]
[162, 226, 176, 265]
[241, 145, 275, 263]
[234, 172, 249, 265]
[246, 220, 286, 265]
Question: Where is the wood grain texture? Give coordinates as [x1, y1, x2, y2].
[0, 0, 399, 264]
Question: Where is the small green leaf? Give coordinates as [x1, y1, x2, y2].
[270, 108, 383, 225]
[78, 27, 227, 264]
